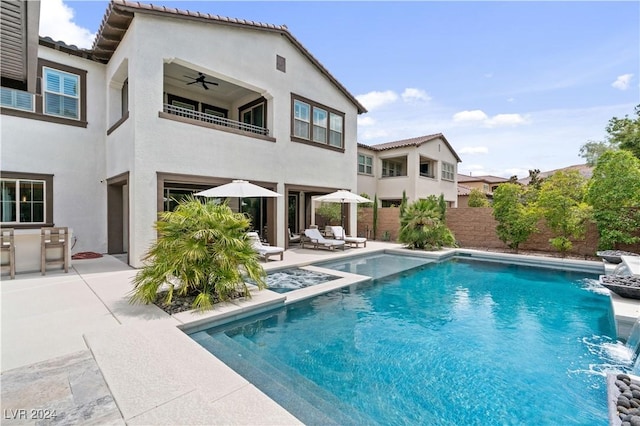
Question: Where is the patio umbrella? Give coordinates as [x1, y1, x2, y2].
[194, 180, 281, 199]
[314, 190, 371, 228]
[195, 180, 282, 237]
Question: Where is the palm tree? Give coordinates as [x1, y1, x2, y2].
[399, 199, 456, 250]
[129, 196, 266, 311]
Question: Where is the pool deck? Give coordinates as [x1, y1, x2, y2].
[1, 243, 636, 425]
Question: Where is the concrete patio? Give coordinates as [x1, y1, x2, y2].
[1, 241, 399, 425]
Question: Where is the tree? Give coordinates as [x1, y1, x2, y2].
[492, 183, 538, 252]
[536, 170, 591, 256]
[586, 150, 640, 249]
[316, 202, 342, 225]
[399, 190, 408, 218]
[468, 188, 490, 207]
[130, 197, 266, 312]
[372, 194, 378, 240]
[580, 104, 640, 165]
[398, 199, 456, 250]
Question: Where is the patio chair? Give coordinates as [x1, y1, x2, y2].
[302, 228, 346, 251]
[247, 232, 284, 261]
[41, 227, 69, 275]
[288, 228, 301, 244]
[1, 228, 15, 279]
[329, 226, 367, 248]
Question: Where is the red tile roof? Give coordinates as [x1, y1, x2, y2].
[358, 133, 462, 162]
[91, 0, 366, 114]
[457, 174, 509, 184]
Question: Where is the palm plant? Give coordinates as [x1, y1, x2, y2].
[399, 199, 456, 250]
[129, 196, 266, 312]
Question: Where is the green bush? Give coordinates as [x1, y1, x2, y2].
[492, 183, 538, 252]
[129, 197, 266, 312]
[399, 199, 456, 250]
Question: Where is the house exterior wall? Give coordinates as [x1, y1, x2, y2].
[2, 8, 361, 269]
[106, 14, 360, 265]
[1, 47, 108, 257]
[357, 137, 459, 207]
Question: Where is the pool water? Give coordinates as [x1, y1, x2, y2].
[314, 252, 433, 279]
[191, 258, 629, 425]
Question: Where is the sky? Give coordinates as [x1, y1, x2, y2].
[39, 0, 640, 178]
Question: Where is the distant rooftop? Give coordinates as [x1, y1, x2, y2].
[517, 164, 593, 185]
[358, 133, 462, 162]
[457, 174, 509, 184]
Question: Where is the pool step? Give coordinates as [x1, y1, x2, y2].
[191, 331, 377, 426]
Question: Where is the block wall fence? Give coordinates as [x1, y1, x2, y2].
[356, 207, 640, 257]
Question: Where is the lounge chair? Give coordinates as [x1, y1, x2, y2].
[329, 226, 367, 248]
[302, 228, 345, 251]
[247, 232, 284, 261]
[288, 228, 301, 244]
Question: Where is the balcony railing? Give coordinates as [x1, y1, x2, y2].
[163, 104, 269, 136]
[0, 87, 35, 112]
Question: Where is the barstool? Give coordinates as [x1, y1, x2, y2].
[1, 228, 15, 279]
[41, 227, 69, 275]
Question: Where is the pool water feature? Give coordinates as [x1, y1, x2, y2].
[266, 268, 339, 293]
[191, 258, 626, 424]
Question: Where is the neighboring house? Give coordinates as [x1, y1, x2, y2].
[357, 134, 461, 207]
[1, 0, 366, 269]
[517, 164, 593, 185]
[456, 174, 509, 207]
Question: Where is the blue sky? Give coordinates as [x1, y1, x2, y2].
[41, 0, 639, 178]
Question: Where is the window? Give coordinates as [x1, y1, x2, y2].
[0, 178, 46, 224]
[483, 183, 489, 192]
[358, 154, 373, 175]
[293, 100, 310, 139]
[420, 158, 436, 178]
[1, 59, 86, 127]
[381, 199, 402, 208]
[329, 113, 343, 147]
[43, 67, 79, 119]
[292, 95, 344, 149]
[312, 108, 327, 143]
[241, 100, 265, 129]
[442, 162, 455, 181]
[382, 159, 405, 177]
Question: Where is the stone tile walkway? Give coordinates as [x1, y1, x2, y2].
[1, 350, 123, 425]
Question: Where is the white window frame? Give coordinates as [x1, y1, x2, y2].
[358, 154, 373, 175]
[382, 159, 404, 177]
[43, 67, 80, 120]
[441, 162, 455, 181]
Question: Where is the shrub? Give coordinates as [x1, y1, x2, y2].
[399, 199, 456, 250]
[129, 197, 266, 312]
[492, 183, 538, 252]
[468, 188, 490, 207]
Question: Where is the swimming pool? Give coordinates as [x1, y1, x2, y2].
[191, 257, 627, 424]
[266, 268, 339, 293]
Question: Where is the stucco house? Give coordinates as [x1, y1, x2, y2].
[357, 134, 461, 207]
[0, 0, 366, 269]
[456, 173, 509, 207]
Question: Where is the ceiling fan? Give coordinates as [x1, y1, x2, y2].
[184, 72, 219, 90]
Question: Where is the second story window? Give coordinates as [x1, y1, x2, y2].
[358, 154, 373, 175]
[43, 67, 79, 119]
[241, 100, 265, 128]
[442, 162, 455, 181]
[292, 95, 344, 149]
[382, 159, 405, 177]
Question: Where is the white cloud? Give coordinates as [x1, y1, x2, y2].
[401, 88, 431, 103]
[612, 74, 634, 90]
[484, 113, 530, 128]
[356, 90, 398, 111]
[358, 116, 376, 126]
[40, 0, 95, 49]
[459, 146, 489, 154]
[453, 110, 488, 122]
[359, 128, 391, 141]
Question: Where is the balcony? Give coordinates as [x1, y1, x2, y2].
[162, 104, 269, 136]
[0, 87, 34, 112]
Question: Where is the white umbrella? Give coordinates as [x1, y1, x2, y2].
[314, 190, 371, 228]
[194, 180, 281, 198]
[195, 180, 282, 238]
